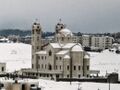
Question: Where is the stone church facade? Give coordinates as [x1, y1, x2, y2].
[23, 20, 90, 80]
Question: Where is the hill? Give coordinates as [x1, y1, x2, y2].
[0, 43, 31, 72]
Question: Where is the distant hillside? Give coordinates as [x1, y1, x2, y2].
[0, 29, 31, 37]
[0, 29, 55, 37]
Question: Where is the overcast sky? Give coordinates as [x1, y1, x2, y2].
[0, 0, 120, 33]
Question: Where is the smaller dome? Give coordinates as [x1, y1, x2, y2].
[59, 28, 73, 37]
[71, 44, 83, 52]
[84, 54, 90, 59]
[64, 55, 70, 59]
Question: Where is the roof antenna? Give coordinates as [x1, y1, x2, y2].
[59, 18, 62, 23]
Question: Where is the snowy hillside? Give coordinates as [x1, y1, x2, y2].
[89, 50, 120, 78]
[0, 43, 31, 72]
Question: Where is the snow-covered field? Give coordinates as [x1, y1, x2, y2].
[88, 50, 120, 78]
[0, 43, 31, 72]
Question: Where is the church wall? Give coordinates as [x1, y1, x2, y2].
[71, 52, 84, 78]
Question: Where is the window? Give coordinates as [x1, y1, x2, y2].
[37, 26, 39, 29]
[49, 50, 52, 56]
[1, 67, 4, 72]
[59, 57, 62, 60]
[67, 75, 69, 78]
[56, 57, 58, 60]
[41, 56, 44, 60]
[37, 46, 39, 50]
[67, 65, 69, 70]
[68, 37, 70, 40]
[56, 74, 59, 78]
[87, 74, 89, 77]
[48, 64, 52, 70]
[87, 66, 89, 70]
[78, 74, 81, 78]
[74, 66, 76, 70]
[78, 66, 81, 70]
[60, 65, 61, 70]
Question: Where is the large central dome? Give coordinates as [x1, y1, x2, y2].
[59, 28, 73, 37]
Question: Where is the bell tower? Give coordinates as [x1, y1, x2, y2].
[31, 20, 42, 69]
[55, 19, 66, 42]
[55, 19, 65, 34]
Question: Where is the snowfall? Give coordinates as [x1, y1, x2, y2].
[0, 43, 120, 90]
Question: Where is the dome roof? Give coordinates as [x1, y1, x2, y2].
[71, 44, 83, 52]
[84, 54, 90, 59]
[63, 55, 70, 59]
[59, 28, 73, 37]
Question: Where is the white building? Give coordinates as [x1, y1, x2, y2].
[78, 35, 114, 50]
[82, 35, 91, 47]
[22, 21, 90, 80]
[91, 36, 114, 50]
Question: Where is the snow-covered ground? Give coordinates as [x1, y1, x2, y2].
[0, 43, 31, 72]
[1, 78, 120, 90]
[88, 50, 120, 78]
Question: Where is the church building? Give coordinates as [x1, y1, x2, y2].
[23, 20, 90, 80]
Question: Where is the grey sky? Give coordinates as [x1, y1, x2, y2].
[0, 0, 120, 33]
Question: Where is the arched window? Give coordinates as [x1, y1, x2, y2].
[32, 30, 34, 34]
[48, 64, 52, 70]
[49, 50, 52, 56]
[36, 29, 40, 34]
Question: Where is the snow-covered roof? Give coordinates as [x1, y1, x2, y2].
[71, 44, 83, 52]
[50, 43, 63, 49]
[84, 54, 90, 59]
[0, 38, 9, 41]
[63, 55, 70, 59]
[56, 50, 69, 55]
[82, 35, 90, 37]
[36, 51, 47, 55]
[59, 28, 73, 37]
[62, 43, 76, 49]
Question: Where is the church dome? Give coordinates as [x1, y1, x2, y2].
[59, 28, 73, 37]
[84, 54, 90, 59]
[71, 44, 83, 52]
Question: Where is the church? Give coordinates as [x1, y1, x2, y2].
[23, 20, 90, 80]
